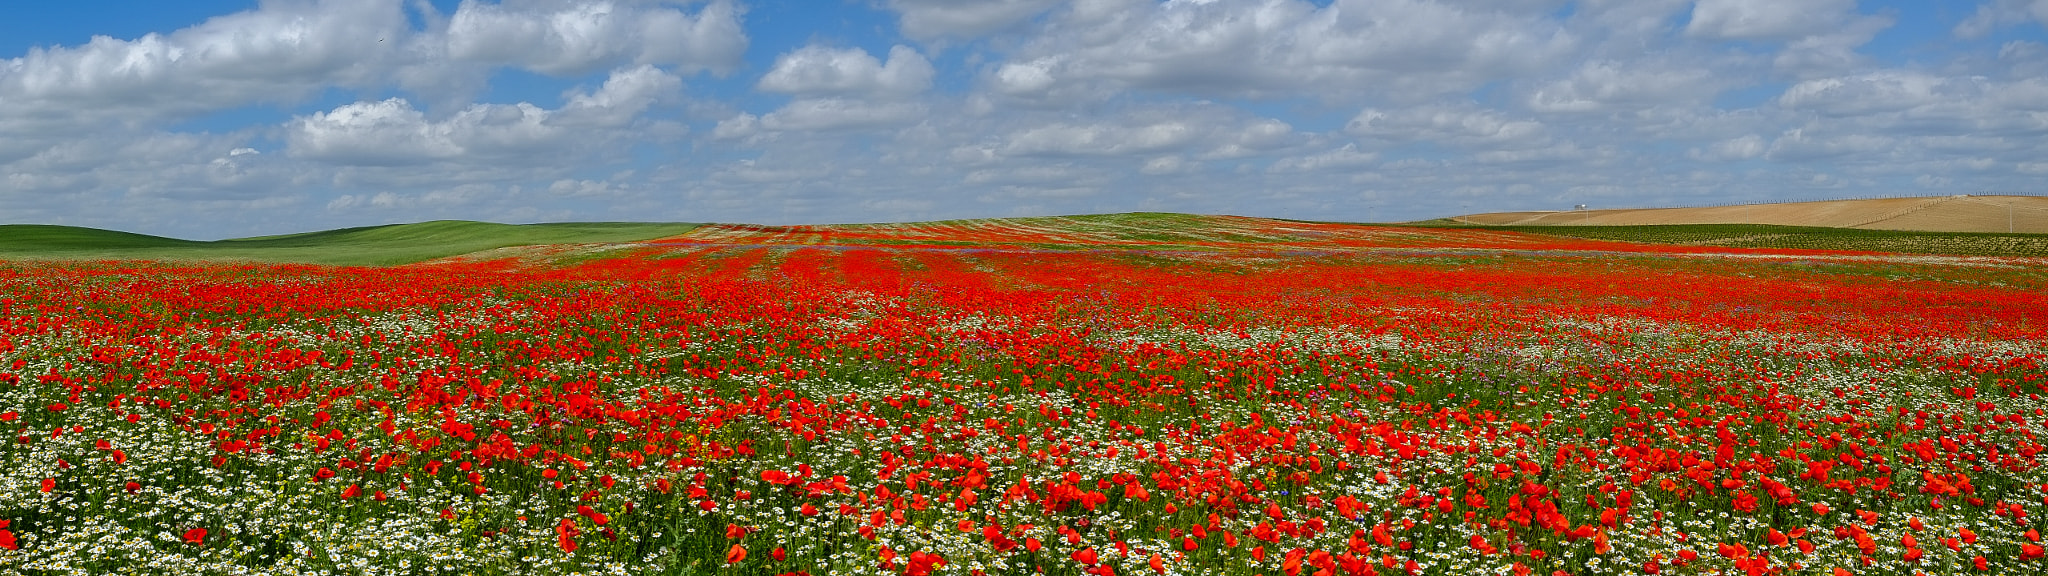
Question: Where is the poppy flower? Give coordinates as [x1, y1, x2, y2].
[726, 543, 748, 564]
[183, 528, 206, 546]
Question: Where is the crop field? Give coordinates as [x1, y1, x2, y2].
[1419, 224, 2048, 259]
[1, 214, 2045, 576]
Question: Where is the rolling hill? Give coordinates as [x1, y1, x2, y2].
[0, 221, 700, 266]
[1448, 195, 2048, 234]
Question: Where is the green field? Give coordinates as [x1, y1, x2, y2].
[0, 221, 700, 266]
[9, 218, 2048, 266]
[1419, 222, 2048, 257]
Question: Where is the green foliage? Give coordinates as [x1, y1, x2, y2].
[0, 221, 700, 266]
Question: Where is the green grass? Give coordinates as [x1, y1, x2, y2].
[0, 221, 700, 266]
[1420, 223, 2048, 257]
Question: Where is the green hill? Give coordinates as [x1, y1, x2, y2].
[0, 221, 699, 266]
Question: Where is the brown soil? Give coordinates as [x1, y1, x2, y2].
[1449, 195, 2048, 233]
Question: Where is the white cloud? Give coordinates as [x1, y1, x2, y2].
[1771, 14, 1894, 77]
[1772, 73, 2048, 141]
[983, 0, 1576, 102]
[326, 183, 500, 211]
[1680, 0, 1892, 77]
[758, 45, 933, 98]
[964, 164, 1104, 186]
[286, 65, 680, 164]
[1688, 135, 1767, 161]
[555, 64, 683, 127]
[1683, 0, 1860, 40]
[711, 113, 762, 141]
[1955, 0, 2048, 39]
[1777, 72, 1961, 117]
[1765, 128, 1894, 161]
[548, 178, 621, 196]
[0, 0, 408, 128]
[1475, 142, 1610, 165]
[884, 0, 1064, 39]
[1526, 60, 1722, 113]
[759, 99, 926, 132]
[1199, 119, 1299, 159]
[1268, 144, 1378, 172]
[286, 97, 466, 161]
[1346, 103, 1547, 148]
[445, 0, 746, 76]
[1140, 155, 1192, 175]
[1000, 122, 1200, 156]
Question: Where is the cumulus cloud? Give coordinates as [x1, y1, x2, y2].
[1268, 144, 1378, 173]
[758, 99, 927, 132]
[1526, 59, 1723, 113]
[1777, 72, 1962, 117]
[1139, 155, 1192, 175]
[0, 0, 408, 128]
[1000, 122, 1200, 156]
[758, 45, 933, 98]
[1765, 128, 1895, 161]
[984, 0, 1576, 103]
[1689, 135, 1767, 161]
[1200, 119, 1299, 159]
[884, 0, 1063, 39]
[1955, 0, 2048, 39]
[1774, 72, 2048, 141]
[1678, 0, 1892, 77]
[445, 0, 746, 76]
[286, 65, 680, 164]
[1346, 103, 1547, 149]
[1684, 0, 1862, 40]
[982, 107, 1299, 159]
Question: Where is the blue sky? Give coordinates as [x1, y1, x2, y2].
[2, 0, 2046, 238]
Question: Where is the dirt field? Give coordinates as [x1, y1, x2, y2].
[1451, 195, 2048, 233]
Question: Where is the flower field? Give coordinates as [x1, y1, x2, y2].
[2, 214, 2045, 576]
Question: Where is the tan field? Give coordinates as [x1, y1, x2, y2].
[1451, 195, 2048, 234]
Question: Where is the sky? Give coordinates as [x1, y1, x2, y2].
[2, 0, 2047, 239]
